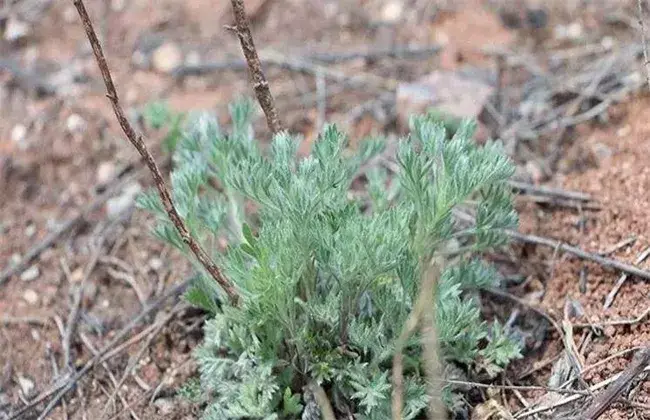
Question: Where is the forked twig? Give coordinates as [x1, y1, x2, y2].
[71, 0, 238, 304]
[228, 0, 283, 134]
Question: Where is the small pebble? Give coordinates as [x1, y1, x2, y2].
[154, 398, 175, 415]
[24, 224, 36, 238]
[149, 257, 163, 271]
[11, 124, 27, 146]
[17, 375, 35, 397]
[96, 161, 116, 185]
[23, 289, 39, 305]
[152, 43, 183, 74]
[381, 1, 403, 23]
[20, 265, 40, 282]
[4, 17, 30, 42]
[66, 114, 87, 134]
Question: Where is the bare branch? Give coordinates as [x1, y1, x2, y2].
[228, 0, 283, 134]
[71, 0, 239, 304]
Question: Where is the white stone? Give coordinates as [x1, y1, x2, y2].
[149, 257, 163, 271]
[96, 161, 116, 185]
[23, 289, 39, 305]
[381, 1, 403, 23]
[17, 375, 35, 397]
[4, 17, 30, 42]
[66, 114, 87, 134]
[11, 124, 27, 145]
[24, 224, 36, 238]
[152, 43, 183, 74]
[20, 265, 39, 282]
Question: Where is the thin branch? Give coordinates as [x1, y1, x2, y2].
[309, 381, 336, 420]
[0, 169, 136, 285]
[506, 230, 650, 281]
[583, 346, 650, 419]
[71, 0, 238, 304]
[228, 0, 283, 134]
[8, 280, 188, 420]
[604, 246, 650, 309]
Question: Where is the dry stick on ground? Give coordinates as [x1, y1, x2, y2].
[61, 238, 104, 370]
[100, 303, 187, 417]
[228, 0, 283, 134]
[582, 346, 650, 419]
[0, 168, 136, 285]
[507, 230, 650, 281]
[604, 246, 650, 309]
[79, 333, 140, 420]
[20, 281, 190, 420]
[453, 209, 650, 280]
[71, 0, 238, 304]
[173, 44, 441, 78]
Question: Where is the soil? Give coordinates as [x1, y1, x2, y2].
[1, 0, 648, 419]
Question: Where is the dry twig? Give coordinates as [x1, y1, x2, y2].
[604, 246, 650, 309]
[583, 346, 650, 419]
[8, 280, 189, 420]
[71, 0, 238, 304]
[0, 169, 135, 285]
[228, 0, 283, 134]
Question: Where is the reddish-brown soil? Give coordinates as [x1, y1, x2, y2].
[1, 0, 648, 419]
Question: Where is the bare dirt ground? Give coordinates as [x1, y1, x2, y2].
[1, 0, 649, 419]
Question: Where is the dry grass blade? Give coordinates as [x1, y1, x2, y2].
[71, 0, 238, 304]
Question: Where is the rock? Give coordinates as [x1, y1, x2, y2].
[149, 257, 163, 271]
[66, 114, 87, 134]
[23, 289, 39, 305]
[4, 17, 30, 42]
[106, 182, 142, 220]
[96, 161, 116, 185]
[24, 224, 36, 238]
[20, 265, 39, 282]
[396, 70, 494, 130]
[152, 43, 183, 74]
[381, 1, 403, 23]
[154, 398, 175, 415]
[11, 124, 27, 148]
[111, 0, 126, 12]
[17, 375, 35, 397]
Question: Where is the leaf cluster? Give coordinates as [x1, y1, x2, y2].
[139, 99, 522, 418]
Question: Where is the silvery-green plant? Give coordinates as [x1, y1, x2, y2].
[138, 99, 522, 419]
